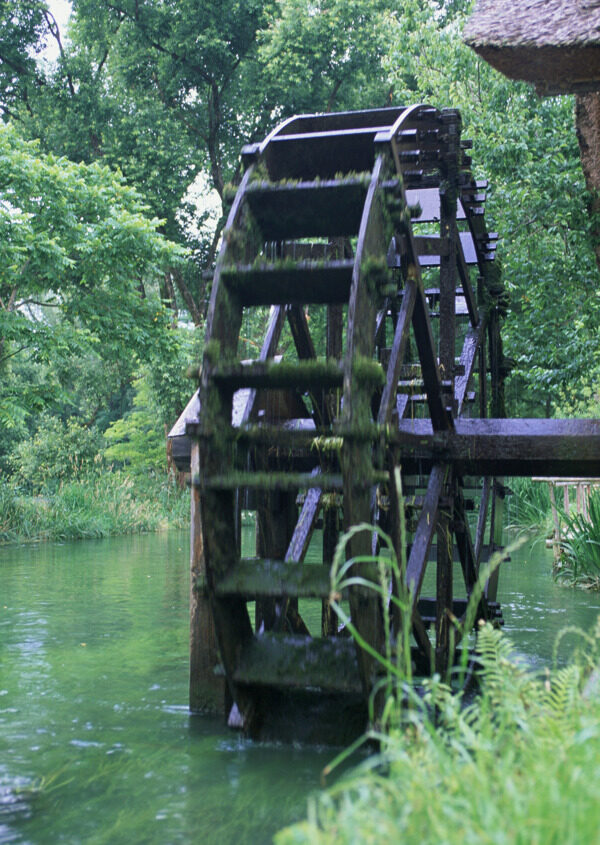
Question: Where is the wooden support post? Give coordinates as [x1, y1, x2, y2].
[436, 475, 454, 676]
[323, 277, 343, 637]
[439, 109, 460, 402]
[256, 489, 298, 631]
[548, 481, 562, 566]
[485, 479, 505, 603]
[189, 441, 225, 714]
[322, 502, 339, 636]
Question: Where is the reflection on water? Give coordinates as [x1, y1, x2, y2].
[0, 529, 599, 842]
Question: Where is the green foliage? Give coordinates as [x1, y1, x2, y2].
[258, 0, 395, 115]
[383, 2, 600, 417]
[10, 413, 104, 494]
[103, 376, 166, 471]
[277, 619, 600, 845]
[0, 121, 183, 430]
[507, 477, 552, 535]
[558, 491, 600, 589]
[0, 470, 188, 543]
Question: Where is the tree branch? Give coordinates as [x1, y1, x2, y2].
[42, 9, 76, 97]
[0, 344, 31, 365]
[172, 266, 202, 326]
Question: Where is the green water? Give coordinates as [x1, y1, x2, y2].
[1, 529, 599, 843]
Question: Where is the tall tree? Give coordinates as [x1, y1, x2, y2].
[0, 122, 181, 428]
[383, 1, 600, 417]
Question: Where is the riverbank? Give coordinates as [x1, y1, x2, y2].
[0, 471, 189, 544]
[277, 621, 600, 844]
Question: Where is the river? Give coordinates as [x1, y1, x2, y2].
[1, 527, 599, 843]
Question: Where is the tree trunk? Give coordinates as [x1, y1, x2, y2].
[575, 92, 600, 273]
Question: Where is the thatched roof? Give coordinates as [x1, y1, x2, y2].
[464, 0, 600, 94]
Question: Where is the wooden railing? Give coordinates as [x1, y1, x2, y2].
[532, 477, 600, 563]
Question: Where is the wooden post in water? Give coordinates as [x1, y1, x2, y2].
[189, 441, 225, 714]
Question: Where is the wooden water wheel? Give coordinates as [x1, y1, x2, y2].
[189, 104, 509, 743]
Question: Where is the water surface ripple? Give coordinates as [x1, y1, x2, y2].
[1, 529, 598, 843]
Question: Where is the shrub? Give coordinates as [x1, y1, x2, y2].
[102, 375, 166, 473]
[10, 414, 104, 493]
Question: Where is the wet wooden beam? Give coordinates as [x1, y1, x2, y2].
[378, 277, 417, 424]
[392, 418, 600, 477]
[406, 464, 446, 600]
[189, 442, 225, 714]
[455, 321, 484, 416]
[240, 305, 286, 426]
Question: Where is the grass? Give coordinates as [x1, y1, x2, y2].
[556, 490, 600, 589]
[0, 470, 189, 544]
[506, 477, 553, 536]
[277, 490, 600, 845]
[277, 618, 600, 845]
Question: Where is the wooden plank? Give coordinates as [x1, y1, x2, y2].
[245, 177, 368, 239]
[240, 305, 286, 427]
[215, 559, 332, 599]
[343, 154, 386, 692]
[392, 418, 600, 477]
[211, 359, 344, 391]
[204, 164, 255, 355]
[486, 479, 505, 603]
[406, 465, 446, 600]
[265, 128, 379, 181]
[436, 117, 458, 671]
[255, 486, 297, 632]
[286, 304, 317, 360]
[436, 500, 453, 676]
[439, 110, 459, 395]
[474, 476, 492, 568]
[224, 260, 354, 306]
[456, 235, 478, 326]
[378, 277, 418, 425]
[198, 470, 388, 492]
[322, 503, 340, 636]
[189, 442, 225, 714]
[412, 284, 453, 430]
[412, 609, 434, 670]
[234, 633, 362, 694]
[285, 485, 322, 563]
[454, 485, 479, 594]
[455, 321, 484, 416]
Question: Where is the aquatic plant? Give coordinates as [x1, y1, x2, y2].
[0, 471, 188, 544]
[557, 490, 600, 589]
[506, 476, 552, 536]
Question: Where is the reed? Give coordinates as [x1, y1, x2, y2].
[557, 490, 600, 589]
[0, 471, 188, 544]
[506, 476, 552, 535]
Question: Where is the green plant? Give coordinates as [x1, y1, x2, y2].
[506, 477, 552, 535]
[10, 414, 105, 494]
[0, 470, 188, 544]
[102, 375, 166, 472]
[557, 491, 600, 588]
[276, 617, 600, 845]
